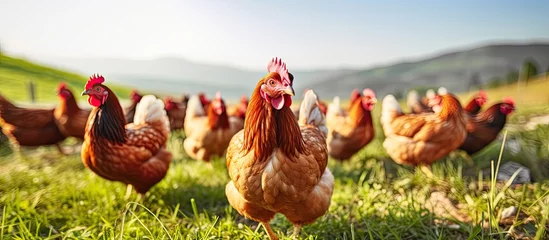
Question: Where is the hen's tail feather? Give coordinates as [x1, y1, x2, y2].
[438, 87, 448, 96]
[327, 96, 343, 118]
[133, 95, 170, 134]
[298, 90, 327, 136]
[407, 90, 420, 104]
[381, 94, 402, 131]
[185, 94, 205, 119]
[425, 89, 436, 99]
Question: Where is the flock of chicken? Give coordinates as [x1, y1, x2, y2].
[0, 58, 516, 239]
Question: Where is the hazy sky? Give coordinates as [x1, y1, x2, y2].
[1, 0, 549, 70]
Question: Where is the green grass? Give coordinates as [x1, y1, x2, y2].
[0, 54, 131, 103]
[1, 118, 548, 239]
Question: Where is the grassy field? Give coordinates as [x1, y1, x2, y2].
[1, 73, 549, 239]
[0, 54, 131, 104]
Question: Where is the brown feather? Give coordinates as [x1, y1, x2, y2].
[242, 73, 307, 163]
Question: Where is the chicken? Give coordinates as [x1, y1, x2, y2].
[229, 95, 249, 120]
[124, 90, 143, 124]
[183, 91, 244, 162]
[198, 92, 211, 112]
[326, 88, 377, 161]
[54, 82, 91, 139]
[0, 94, 66, 154]
[349, 88, 361, 103]
[326, 89, 362, 120]
[407, 90, 433, 114]
[463, 90, 488, 116]
[164, 96, 186, 131]
[225, 58, 333, 240]
[81, 74, 172, 198]
[459, 97, 515, 155]
[381, 91, 468, 167]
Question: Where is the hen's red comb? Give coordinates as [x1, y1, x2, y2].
[363, 88, 376, 98]
[478, 90, 488, 98]
[57, 82, 67, 90]
[165, 96, 173, 102]
[503, 97, 515, 106]
[240, 95, 248, 102]
[267, 57, 290, 86]
[85, 74, 105, 90]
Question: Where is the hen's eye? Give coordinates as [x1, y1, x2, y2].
[95, 87, 101, 92]
[269, 80, 275, 86]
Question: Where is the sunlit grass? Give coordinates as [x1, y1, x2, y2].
[0, 121, 548, 239]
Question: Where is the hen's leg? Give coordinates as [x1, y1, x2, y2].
[262, 222, 278, 240]
[292, 224, 302, 239]
[124, 185, 133, 200]
[225, 181, 277, 238]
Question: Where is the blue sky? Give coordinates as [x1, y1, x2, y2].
[1, 0, 548, 70]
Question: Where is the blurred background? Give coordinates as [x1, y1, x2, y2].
[1, 0, 548, 103]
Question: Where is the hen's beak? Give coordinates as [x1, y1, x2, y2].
[282, 86, 295, 96]
[81, 89, 91, 96]
[372, 97, 378, 104]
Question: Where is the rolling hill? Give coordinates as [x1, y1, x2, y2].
[30, 56, 357, 100]
[307, 43, 549, 100]
[21, 42, 549, 101]
[0, 54, 131, 104]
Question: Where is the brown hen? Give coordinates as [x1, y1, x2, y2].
[463, 90, 488, 116]
[0, 94, 66, 154]
[326, 88, 377, 161]
[381, 92, 468, 167]
[81, 75, 172, 198]
[164, 96, 186, 131]
[225, 58, 333, 240]
[124, 90, 143, 124]
[54, 82, 91, 139]
[183, 91, 243, 162]
[459, 97, 515, 155]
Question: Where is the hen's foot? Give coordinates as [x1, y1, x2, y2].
[124, 185, 133, 201]
[292, 224, 302, 239]
[261, 222, 278, 240]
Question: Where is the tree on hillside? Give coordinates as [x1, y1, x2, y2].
[520, 58, 539, 86]
[506, 71, 519, 84]
[468, 72, 482, 90]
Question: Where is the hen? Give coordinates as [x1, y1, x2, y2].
[463, 90, 488, 116]
[164, 96, 186, 131]
[54, 82, 91, 139]
[124, 90, 143, 124]
[459, 97, 515, 155]
[326, 88, 377, 161]
[229, 95, 249, 120]
[225, 58, 333, 240]
[81, 74, 172, 198]
[381, 92, 468, 167]
[183, 91, 244, 162]
[0, 94, 66, 154]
